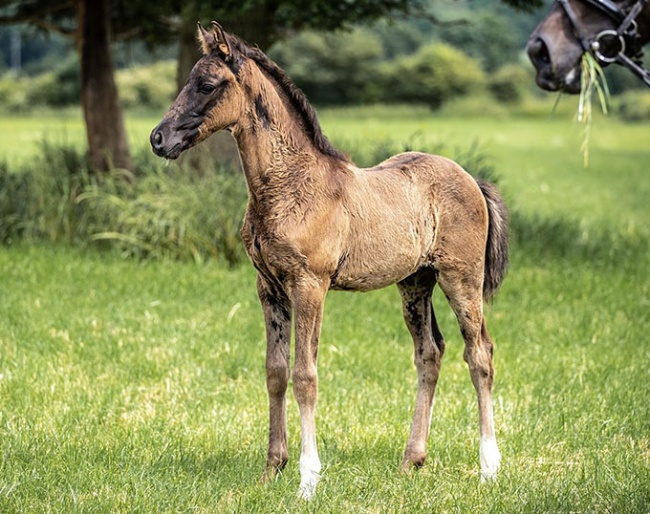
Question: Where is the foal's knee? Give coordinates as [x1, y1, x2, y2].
[292, 366, 318, 404]
[266, 363, 289, 396]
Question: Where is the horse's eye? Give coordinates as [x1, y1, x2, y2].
[199, 83, 217, 94]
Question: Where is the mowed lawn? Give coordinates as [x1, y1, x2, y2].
[0, 108, 649, 512]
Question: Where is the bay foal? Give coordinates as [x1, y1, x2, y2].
[151, 22, 509, 499]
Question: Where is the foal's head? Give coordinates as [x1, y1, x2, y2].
[150, 22, 245, 159]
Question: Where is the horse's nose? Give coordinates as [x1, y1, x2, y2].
[527, 37, 552, 69]
[150, 126, 165, 152]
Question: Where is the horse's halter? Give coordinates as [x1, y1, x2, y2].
[557, 0, 650, 86]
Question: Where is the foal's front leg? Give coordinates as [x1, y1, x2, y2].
[290, 276, 328, 500]
[257, 276, 292, 480]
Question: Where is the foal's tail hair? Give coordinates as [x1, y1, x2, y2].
[477, 180, 509, 301]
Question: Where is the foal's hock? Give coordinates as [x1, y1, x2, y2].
[151, 21, 509, 500]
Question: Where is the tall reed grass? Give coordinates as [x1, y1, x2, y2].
[0, 142, 248, 264]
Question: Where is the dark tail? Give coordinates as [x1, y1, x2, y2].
[477, 180, 509, 300]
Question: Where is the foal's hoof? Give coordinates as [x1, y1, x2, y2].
[260, 460, 287, 483]
[297, 470, 321, 501]
[260, 468, 278, 483]
[399, 455, 426, 474]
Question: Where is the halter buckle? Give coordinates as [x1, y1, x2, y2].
[591, 29, 626, 63]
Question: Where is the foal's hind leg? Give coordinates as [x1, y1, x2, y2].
[397, 268, 446, 470]
[437, 270, 501, 481]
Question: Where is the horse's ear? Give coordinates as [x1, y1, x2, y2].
[211, 21, 232, 61]
[197, 22, 213, 55]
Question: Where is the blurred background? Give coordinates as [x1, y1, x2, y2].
[1, 0, 649, 169]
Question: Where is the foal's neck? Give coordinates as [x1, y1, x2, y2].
[230, 64, 343, 204]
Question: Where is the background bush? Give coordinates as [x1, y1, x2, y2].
[35, 56, 81, 107]
[0, 74, 31, 111]
[382, 43, 486, 109]
[614, 90, 650, 121]
[0, 143, 248, 264]
[0, 60, 176, 112]
[488, 63, 532, 103]
[268, 29, 385, 105]
[270, 33, 487, 109]
[116, 61, 176, 110]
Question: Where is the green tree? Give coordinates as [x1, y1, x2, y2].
[385, 43, 486, 109]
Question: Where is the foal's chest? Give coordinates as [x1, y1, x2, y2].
[241, 216, 307, 289]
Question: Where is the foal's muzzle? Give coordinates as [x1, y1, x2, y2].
[150, 121, 185, 160]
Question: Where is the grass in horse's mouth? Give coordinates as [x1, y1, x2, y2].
[578, 53, 610, 166]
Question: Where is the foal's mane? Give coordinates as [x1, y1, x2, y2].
[229, 36, 349, 163]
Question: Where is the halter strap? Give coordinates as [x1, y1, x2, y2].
[557, 0, 650, 86]
[581, 0, 627, 21]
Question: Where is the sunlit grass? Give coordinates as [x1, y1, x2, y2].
[0, 240, 648, 512]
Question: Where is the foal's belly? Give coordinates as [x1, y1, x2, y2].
[329, 238, 427, 292]
[330, 267, 419, 292]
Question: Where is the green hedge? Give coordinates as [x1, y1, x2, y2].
[614, 90, 650, 121]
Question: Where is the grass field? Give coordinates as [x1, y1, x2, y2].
[0, 107, 649, 512]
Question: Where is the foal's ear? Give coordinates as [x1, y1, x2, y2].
[197, 22, 213, 56]
[211, 21, 232, 61]
[196, 21, 232, 60]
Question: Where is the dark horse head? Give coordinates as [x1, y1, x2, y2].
[527, 0, 650, 93]
[150, 22, 245, 159]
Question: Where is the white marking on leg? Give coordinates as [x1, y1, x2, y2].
[479, 435, 501, 482]
[298, 452, 321, 500]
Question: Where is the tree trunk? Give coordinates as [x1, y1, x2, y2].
[176, 16, 203, 94]
[77, 0, 132, 171]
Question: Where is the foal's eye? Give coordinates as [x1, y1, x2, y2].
[198, 83, 217, 94]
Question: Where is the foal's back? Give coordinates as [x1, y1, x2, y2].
[330, 151, 488, 292]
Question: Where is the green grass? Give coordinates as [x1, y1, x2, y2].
[0, 244, 648, 512]
[0, 107, 649, 512]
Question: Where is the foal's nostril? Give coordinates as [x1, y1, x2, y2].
[153, 131, 163, 146]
